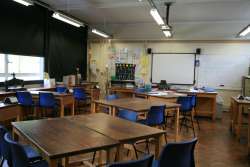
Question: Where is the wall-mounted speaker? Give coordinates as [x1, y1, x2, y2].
[196, 48, 201, 55]
[147, 48, 152, 54]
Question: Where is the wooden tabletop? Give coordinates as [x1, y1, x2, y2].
[231, 96, 250, 104]
[0, 103, 19, 109]
[137, 92, 186, 99]
[68, 113, 165, 143]
[94, 98, 180, 112]
[12, 118, 119, 159]
[29, 91, 72, 97]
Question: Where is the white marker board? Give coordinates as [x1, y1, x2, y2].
[198, 54, 250, 89]
[151, 53, 195, 84]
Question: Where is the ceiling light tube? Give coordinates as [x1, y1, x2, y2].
[163, 30, 172, 38]
[92, 29, 110, 38]
[150, 8, 165, 25]
[238, 25, 250, 37]
[13, 0, 33, 6]
[52, 12, 83, 28]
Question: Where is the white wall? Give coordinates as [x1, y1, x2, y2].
[88, 40, 250, 108]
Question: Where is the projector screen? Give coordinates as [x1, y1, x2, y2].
[151, 53, 196, 85]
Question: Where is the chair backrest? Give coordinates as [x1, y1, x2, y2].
[16, 91, 33, 106]
[108, 154, 154, 167]
[39, 92, 56, 108]
[4, 133, 29, 167]
[2, 132, 12, 166]
[146, 105, 166, 126]
[177, 96, 193, 112]
[0, 125, 8, 157]
[106, 94, 118, 101]
[73, 88, 87, 100]
[189, 95, 197, 108]
[56, 86, 67, 93]
[118, 110, 137, 122]
[158, 138, 198, 167]
[135, 88, 146, 93]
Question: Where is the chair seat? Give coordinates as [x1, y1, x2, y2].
[137, 119, 147, 125]
[152, 160, 158, 167]
[30, 160, 49, 167]
[23, 145, 42, 162]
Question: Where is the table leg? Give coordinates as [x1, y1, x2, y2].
[248, 112, 250, 156]
[60, 101, 64, 117]
[175, 107, 180, 141]
[71, 102, 75, 116]
[109, 106, 112, 115]
[155, 136, 161, 159]
[106, 148, 111, 164]
[62, 157, 69, 167]
[49, 159, 57, 167]
[116, 144, 122, 161]
[98, 150, 103, 165]
[112, 107, 117, 117]
[212, 97, 216, 121]
[92, 102, 96, 113]
[236, 104, 243, 140]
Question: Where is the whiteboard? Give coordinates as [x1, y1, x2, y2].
[198, 54, 250, 89]
[152, 53, 195, 84]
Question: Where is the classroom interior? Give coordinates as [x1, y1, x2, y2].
[0, 0, 250, 167]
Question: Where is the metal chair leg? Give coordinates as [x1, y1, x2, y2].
[190, 112, 196, 137]
[194, 108, 201, 130]
[132, 144, 139, 159]
[92, 151, 96, 164]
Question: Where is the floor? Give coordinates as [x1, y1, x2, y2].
[3, 112, 250, 167]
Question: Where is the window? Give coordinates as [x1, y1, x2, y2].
[0, 54, 44, 82]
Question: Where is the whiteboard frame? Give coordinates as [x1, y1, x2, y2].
[151, 52, 197, 85]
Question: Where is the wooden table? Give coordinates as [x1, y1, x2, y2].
[30, 91, 74, 117]
[0, 103, 21, 122]
[68, 113, 165, 160]
[0, 91, 16, 100]
[12, 117, 119, 167]
[93, 98, 181, 141]
[230, 96, 250, 155]
[136, 91, 186, 103]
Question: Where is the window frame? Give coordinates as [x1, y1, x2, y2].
[0, 54, 44, 85]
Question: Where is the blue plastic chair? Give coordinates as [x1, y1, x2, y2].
[189, 95, 200, 130]
[16, 91, 33, 106]
[73, 88, 89, 112]
[118, 110, 138, 122]
[4, 133, 48, 167]
[135, 88, 146, 93]
[102, 94, 119, 114]
[39, 92, 58, 117]
[139, 105, 166, 127]
[56, 86, 67, 93]
[153, 138, 198, 167]
[177, 96, 196, 137]
[0, 126, 42, 167]
[109, 154, 154, 167]
[106, 94, 118, 101]
[16, 91, 35, 119]
[138, 105, 167, 153]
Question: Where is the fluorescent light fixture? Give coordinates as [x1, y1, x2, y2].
[161, 25, 170, 30]
[13, 0, 33, 6]
[52, 12, 83, 28]
[163, 30, 172, 38]
[238, 25, 250, 37]
[92, 29, 110, 38]
[150, 8, 165, 25]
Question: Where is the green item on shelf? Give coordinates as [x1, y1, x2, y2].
[111, 76, 116, 81]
